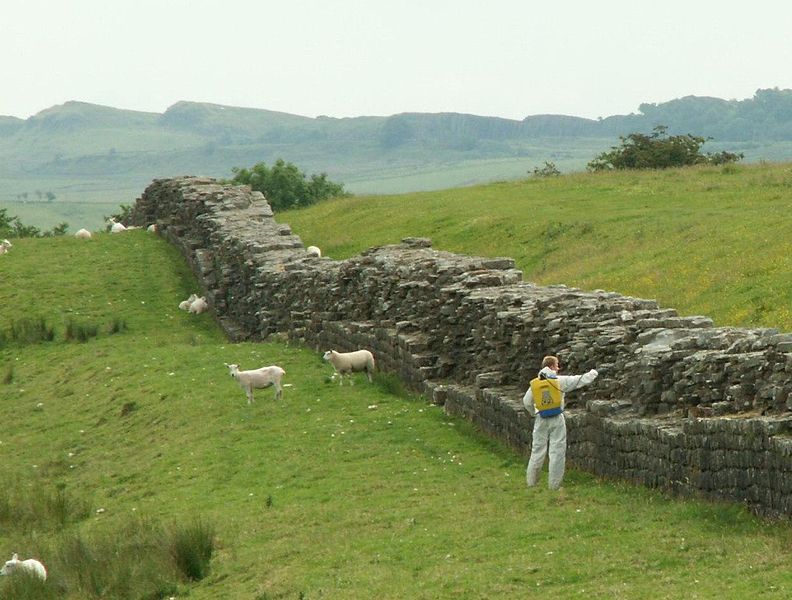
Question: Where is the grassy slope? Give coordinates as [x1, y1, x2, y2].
[1, 232, 791, 597]
[282, 161, 792, 332]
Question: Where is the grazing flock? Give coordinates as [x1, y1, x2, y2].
[1, 228, 371, 585]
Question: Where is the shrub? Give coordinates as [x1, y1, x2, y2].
[228, 158, 350, 211]
[531, 161, 561, 177]
[587, 125, 743, 171]
[0, 208, 69, 239]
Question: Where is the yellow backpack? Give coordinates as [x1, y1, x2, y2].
[530, 376, 563, 417]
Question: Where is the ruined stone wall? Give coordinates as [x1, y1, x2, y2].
[131, 176, 792, 516]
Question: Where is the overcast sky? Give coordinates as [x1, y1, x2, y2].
[3, 0, 792, 121]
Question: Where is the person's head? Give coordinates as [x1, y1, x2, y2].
[541, 355, 559, 372]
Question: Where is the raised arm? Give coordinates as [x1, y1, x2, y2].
[557, 369, 598, 393]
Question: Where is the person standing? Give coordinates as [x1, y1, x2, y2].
[522, 355, 598, 490]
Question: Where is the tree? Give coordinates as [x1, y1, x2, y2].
[229, 159, 350, 212]
[587, 125, 743, 171]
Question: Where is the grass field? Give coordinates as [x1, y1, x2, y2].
[1, 226, 792, 597]
[282, 161, 792, 333]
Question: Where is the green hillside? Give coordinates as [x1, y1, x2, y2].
[4, 89, 792, 231]
[1, 228, 792, 596]
[283, 161, 792, 333]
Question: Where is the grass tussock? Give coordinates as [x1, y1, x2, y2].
[0, 317, 56, 346]
[0, 478, 90, 533]
[373, 371, 410, 398]
[64, 320, 99, 343]
[0, 516, 215, 599]
[65, 318, 126, 342]
[108, 317, 127, 335]
[168, 518, 216, 582]
[0, 316, 126, 347]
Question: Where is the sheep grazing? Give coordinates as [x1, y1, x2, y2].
[306, 245, 322, 258]
[178, 293, 199, 311]
[224, 363, 286, 403]
[1, 553, 47, 581]
[107, 218, 127, 233]
[74, 228, 92, 239]
[323, 349, 376, 385]
[188, 296, 208, 314]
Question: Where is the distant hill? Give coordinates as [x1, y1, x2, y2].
[2, 88, 792, 230]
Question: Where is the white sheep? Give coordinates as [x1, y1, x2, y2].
[107, 218, 127, 233]
[224, 363, 286, 403]
[0, 239, 12, 255]
[0, 553, 47, 581]
[147, 224, 157, 233]
[323, 349, 375, 385]
[188, 296, 208, 314]
[74, 228, 92, 239]
[179, 293, 199, 311]
[306, 245, 322, 258]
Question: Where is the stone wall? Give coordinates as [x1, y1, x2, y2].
[131, 176, 792, 517]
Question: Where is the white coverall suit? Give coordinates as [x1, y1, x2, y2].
[522, 366, 598, 490]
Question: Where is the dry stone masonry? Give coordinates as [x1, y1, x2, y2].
[132, 176, 792, 517]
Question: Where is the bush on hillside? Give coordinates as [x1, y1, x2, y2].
[531, 161, 561, 177]
[228, 158, 350, 211]
[0, 208, 68, 238]
[587, 125, 744, 171]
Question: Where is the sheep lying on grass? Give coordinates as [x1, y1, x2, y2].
[323, 349, 375, 385]
[224, 363, 286, 403]
[179, 293, 198, 311]
[306, 245, 322, 257]
[107, 218, 127, 233]
[74, 228, 92, 239]
[1, 553, 47, 580]
[188, 296, 208, 314]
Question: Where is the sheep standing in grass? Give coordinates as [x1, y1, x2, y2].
[224, 363, 286, 403]
[1, 553, 47, 581]
[75, 228, 92, 239]
[179, 293, 198, 311]
[188, 296, 208, 314]
[306, 245, 322, 258]
[0, 239, 12, 255]
[323, 349, 375, 385]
